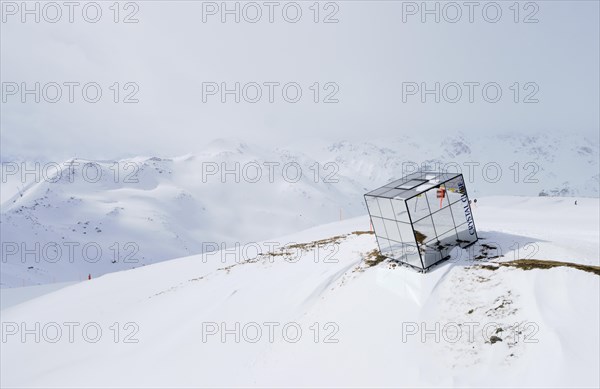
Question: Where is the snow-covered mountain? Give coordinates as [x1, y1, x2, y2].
[321, 132, 599, 198]
[1, 133, 598, 287]
[0, 141, 366, 287]
[1, 196, 598, 387]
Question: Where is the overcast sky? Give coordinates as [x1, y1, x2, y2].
[1, 0, 599, 161]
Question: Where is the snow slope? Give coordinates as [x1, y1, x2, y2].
[1, 196, 598, 388]
[1, 133, 598, 287]
[0, 142, 365, 287]
[0, 281, 75, 310]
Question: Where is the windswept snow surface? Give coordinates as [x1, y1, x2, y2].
[1, 196, 598, 388]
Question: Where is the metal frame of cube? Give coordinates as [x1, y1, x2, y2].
[364, 172, 478, 272]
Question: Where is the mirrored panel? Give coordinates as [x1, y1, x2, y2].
[377, 237, 394, 257]
[431, 205, 455, 237]
[397, 221, 417, 246]
[389, 240, 411, 258]
[420, 245, 443, 268]
[380, 188, 405, 199]
[412, 215, 437, 245]
[406, 194, 431, 221]
[377, 197, 396, 220]
[438, 184, 452, 209]
[391, 198, 410, 223]
[365, 195, 382, 218]
[371, 217, 388, 240]
[436, 229, 460, 259]
[450, 200, 471, 227]
[394, 243, 422, 268]
[366, 186, 395, 197]
[456, 222, 477, 247]
[384, 218, 403, 243]
[424, 185, 447, 212]
[444, 175, 467, 204]
[397, 179, 427, 190]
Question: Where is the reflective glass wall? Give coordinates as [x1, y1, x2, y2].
[365, 173, 478, 271]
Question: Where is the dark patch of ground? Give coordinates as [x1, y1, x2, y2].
[479, 259, 600, 276]
[364, 249, 387, 267]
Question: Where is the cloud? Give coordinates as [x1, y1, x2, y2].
[1, 1, 599, 160]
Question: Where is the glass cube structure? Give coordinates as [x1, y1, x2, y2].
[364, 172, 478, 272]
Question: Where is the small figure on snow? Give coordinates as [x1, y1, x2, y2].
[575, 200, 578, 205]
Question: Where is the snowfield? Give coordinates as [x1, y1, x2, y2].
[1, 196, 598, 388]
